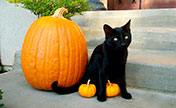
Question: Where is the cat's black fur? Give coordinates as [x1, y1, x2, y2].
[51, 20, 132, 102]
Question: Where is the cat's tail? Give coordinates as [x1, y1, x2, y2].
[51, 81, 81, 94]
[51, 66, 92, 94]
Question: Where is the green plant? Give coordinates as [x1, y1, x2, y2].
[6, 0, 92, 18]
[0, 68, 7, 74]
[0, 90, 4, 108]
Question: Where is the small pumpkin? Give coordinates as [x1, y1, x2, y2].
[78, 79, 96, 98]
[106, 80, 120, 97]
[21, 7, 88, 90]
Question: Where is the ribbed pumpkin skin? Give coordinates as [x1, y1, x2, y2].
[78, 84, 96, 98]
[21, 16, 88, 90]
[106, 83, 120, 97]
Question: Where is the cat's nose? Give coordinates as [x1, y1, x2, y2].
[121, 43, 126, 46]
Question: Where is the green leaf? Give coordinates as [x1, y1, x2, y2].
[0, 104, 4, 107]
[0, 90, 3, 100]
[0, 89, 4, 108]
[5, 0, 92, 18]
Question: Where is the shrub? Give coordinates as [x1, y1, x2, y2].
[6, 0, 92, 18]
[0, 90, 4, 108]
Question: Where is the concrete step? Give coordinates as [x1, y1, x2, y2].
[0, 71, 176, 108]
[13, 48, 176, 93]
[72, 9, 176, 28]
[83, 27, 176, 51]
[72, 9, 176, 51]
[126, 49, 176, 92]
[11, 8, 176, 94]
[88, 48, 176, 93]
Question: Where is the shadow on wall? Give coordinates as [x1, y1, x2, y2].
[89, 0, 106, 10]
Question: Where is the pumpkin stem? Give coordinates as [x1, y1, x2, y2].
[87, 79, 91, 87]
[52, 7, 68, 18]
[108, 80, 111, 86]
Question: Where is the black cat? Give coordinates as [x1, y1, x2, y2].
[51, 20, 132, 102]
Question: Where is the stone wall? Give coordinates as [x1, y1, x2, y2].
[0, 0, 37, 67]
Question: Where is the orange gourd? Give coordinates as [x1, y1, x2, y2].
[78, 79, 96, 98]
[21, 7, 88, 90]
[106, 80, 120, 97]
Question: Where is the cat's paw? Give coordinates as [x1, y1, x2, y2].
[97, 95, 107, 102]
[121, 92, 132, 99]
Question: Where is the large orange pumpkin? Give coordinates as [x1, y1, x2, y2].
[21, 7, 88, 90]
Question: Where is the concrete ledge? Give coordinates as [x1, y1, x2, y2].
[126, 62, 176, 93]
[12, 51, 22, 71]
[126, 49, 176, 93]
[127, 49, 176, 92]
[0, 0, 37, 66]
[72, 9, 176, 28]
[87, 48, 176, 92]
[0, 71, 176, 108]
[13, 48, 176, 93]
[83, 27, 176, 51]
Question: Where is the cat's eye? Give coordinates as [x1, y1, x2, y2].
[114, 38, 118, 41]
[125, 36, 128, 39]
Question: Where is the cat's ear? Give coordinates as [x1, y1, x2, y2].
[104, 24, 114, 38]
[122, 20, 131, 32]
